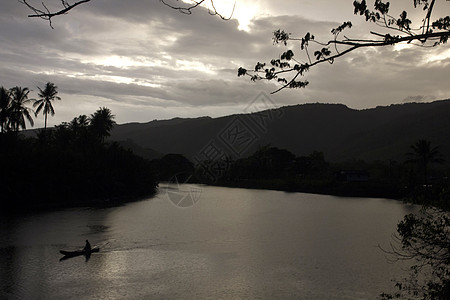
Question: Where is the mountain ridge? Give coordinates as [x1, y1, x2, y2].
[108, 99, 450, 163]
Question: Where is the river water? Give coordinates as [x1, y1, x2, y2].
[0, 184, 417, 299]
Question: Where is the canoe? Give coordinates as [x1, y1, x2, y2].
[59, 247, 100, 257]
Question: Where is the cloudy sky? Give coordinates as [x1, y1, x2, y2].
[1, 0, 449, 128]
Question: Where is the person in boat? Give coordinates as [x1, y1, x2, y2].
[84, 239, 91, 252]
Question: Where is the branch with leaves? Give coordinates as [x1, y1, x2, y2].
[19, 0, 91, 28]
[238, 0, 450, 94]
[380, 208, 450, 299]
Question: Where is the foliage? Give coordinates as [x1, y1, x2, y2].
[89, 107, 115, 143]
[237, 0, 450, 93]
[8, 86, 34, 132]
[0, 85, 36, 134]
[0, 107, 157, 212]
[196, 146, 410, 198]
[225, 146, 296, 181]
[0, 87, 12, 133]
[152, 153, 195, 181]
[407, 139, 445, 185]
[34, 82, 61, 130]
[378, 139, 449, 299]
[381, 208, 450, 299]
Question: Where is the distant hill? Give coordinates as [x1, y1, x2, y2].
[115, 139, 163, 161]
[108, 99, 450, 163]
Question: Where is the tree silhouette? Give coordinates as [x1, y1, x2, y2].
[66, 114, 91, 148]
[1, 105, 158, 211]
[406, 139, 444, 185]
[8, 86, 34, 132]
[89, 107, 115, 143]
[381, 208, 450, 299]
[19, 0, 234, 25]
[161, 0, 235, 20]
[34, 82, 61, 132]
[0, 87, 12, 133]
[70, 114, 89, 130]
[19, 0, 91, 28]
[237, 0, 450, 93]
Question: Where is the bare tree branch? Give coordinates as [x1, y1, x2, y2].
[20, 0, 235, 26]
[160, 0, 235, 20]
[19, 0, 91, 28]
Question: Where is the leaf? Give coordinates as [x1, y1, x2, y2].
[281, 50, 294, 60]
[288, 80, 309, 89]
[374, 0, 390, 15]
[273, 29, 290, 45]
[237, 67, 247, 77]
[331, 21, 352, 35]
[432, 16, 450, 30]
[301, 32, 313, 50]
[397, 11, 411, 30]
[254, 62, 265, 72]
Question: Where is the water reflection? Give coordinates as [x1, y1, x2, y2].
[1, 185, 416, 299]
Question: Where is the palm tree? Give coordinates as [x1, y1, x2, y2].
[69, 115, 90, 146]
[0, 87, 12, 133]
[9, 86, 34, 132]
[406, 139, 444, 185]
[69, 115, 89, 133]
[34, 82, 61, 131]
[89, 107, 115, 142]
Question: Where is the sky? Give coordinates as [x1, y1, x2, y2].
[1, 0, 449, 128]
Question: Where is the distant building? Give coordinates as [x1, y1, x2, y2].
[337, 170, 369, 182]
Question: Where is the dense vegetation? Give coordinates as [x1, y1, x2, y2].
[0, 84, 158, 212]
[192, 144, 448, 204]
[1, 132, 158, 212]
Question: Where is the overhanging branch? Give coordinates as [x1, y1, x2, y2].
[19, 0, 91, 28]
[239, 0, 450, 93]
[160, 0, 235, 20]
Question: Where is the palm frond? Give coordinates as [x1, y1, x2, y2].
[35, 82, 60, 126]
[34, 101, 45, 115]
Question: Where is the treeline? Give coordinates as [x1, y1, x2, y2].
[189, 144, 449, 207]
[0, 107, 158, 212]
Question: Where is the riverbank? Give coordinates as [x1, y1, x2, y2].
[212, 178, 403, 200]
[1, 189, 158, 216]
[208, 177, 449, 209]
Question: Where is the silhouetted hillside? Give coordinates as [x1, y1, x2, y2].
[109, 100, 450, 163]
[116, 139, 162, 160]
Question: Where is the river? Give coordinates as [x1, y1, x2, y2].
[0, 184, 416, 299]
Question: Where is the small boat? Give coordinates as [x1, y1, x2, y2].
[59, 247, 100, 258]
